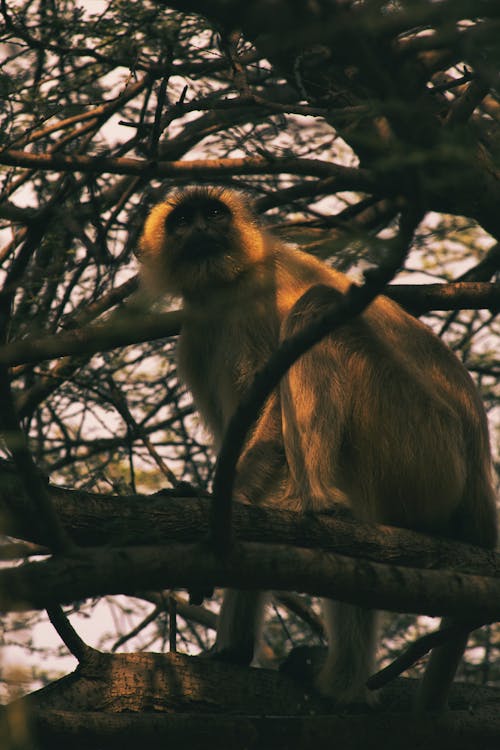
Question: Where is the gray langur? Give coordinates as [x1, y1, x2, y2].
[139, 186, 497, 710]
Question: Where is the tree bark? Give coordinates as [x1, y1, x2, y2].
[2, 653, 499, 750]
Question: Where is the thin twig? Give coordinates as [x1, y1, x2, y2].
[46, 605, 96, 663]
[0, 364, 74, 554]
[111, 604, 162, 652]
[169, 597, 178, 653]
[367, 620, 487, 690]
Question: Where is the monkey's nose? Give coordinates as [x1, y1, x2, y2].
[192, 217, 208, 231]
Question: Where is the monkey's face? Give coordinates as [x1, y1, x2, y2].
[140, 187, 267, 298]
[165, 195, 233, 264]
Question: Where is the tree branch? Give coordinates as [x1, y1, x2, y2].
[367, 620, 487, 690]
[3, 650, 499, 749]
[46, 605, 97, 663]
[1, 468, 498, 578]
[0, 309, 183, 366]
[0, 149, 374, 186]
[0, 283, 496, 368]
[387, 281, 500, 314]
[11, 706, 500, 750]
[1, 537, 499, 620]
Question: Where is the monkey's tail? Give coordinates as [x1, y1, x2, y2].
[414, 618, 470, 712]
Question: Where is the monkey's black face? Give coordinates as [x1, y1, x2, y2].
[166, 196, 233, 262]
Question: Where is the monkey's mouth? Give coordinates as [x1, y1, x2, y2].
[182, 237, 227, 260]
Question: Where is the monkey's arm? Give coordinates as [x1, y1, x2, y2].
[232, 392, 290, 508]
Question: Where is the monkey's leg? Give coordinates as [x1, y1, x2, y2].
[414, 617, 469, 712]
[317, 600, 378, 704]
[212, 589, 266, 665]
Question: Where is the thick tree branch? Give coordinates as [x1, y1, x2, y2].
[387, 281, 500, 314]
[2, 651, 498, 749]
[2, 650, 499, 749]
[1, 538, 499, 620]
[1, 469, 498, 578]
[0, 309, 183, 366]
[11, 706, 500, 750]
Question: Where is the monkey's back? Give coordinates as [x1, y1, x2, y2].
[178, 240, 496, 548]
[276, 247, 497, 547]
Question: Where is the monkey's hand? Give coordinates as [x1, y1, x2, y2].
[201, 643, 254, 666]
[154, 481, 211, 498]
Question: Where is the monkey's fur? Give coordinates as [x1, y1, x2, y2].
[140, 186, 497, 710]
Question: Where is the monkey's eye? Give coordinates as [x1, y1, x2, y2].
[206, 203, 231, 221]
[175, 213, 188, 226]
[206, 206, 227, 219]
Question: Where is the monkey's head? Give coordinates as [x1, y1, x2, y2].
[139, 187, 267, 298]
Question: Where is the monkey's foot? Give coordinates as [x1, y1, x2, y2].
[280, 645, 325, 685]
[281, 647, 377, 709]
[314, 665, 378, 708]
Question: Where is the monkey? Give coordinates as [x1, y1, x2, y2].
[139, 186, 498, 710]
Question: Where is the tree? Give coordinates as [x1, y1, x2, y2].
[0, 1, 498, 748]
